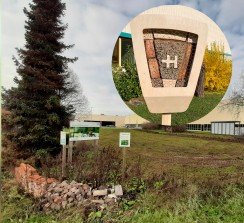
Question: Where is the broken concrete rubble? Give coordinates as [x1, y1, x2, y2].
[92, 189, 108, 197]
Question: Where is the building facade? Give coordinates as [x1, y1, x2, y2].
[76, 113, 149, 128]
[187, 102, 244, 135]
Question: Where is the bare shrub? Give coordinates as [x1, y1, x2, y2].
[141, 123, 161, 130]
[126, 155, 143, 180]
[172, 125, 187, 132]
[92, 146, 122, 186]
[39, 143, 123, 187]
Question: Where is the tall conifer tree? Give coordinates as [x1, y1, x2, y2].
[2, 0, 77, 154]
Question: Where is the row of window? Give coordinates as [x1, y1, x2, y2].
[187, 123, 244, 132]
[236, 124, 244, 127]
[186, 124, 211, 131]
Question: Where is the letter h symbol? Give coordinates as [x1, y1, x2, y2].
[162, 55, 178, 69]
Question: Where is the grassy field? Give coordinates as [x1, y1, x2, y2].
[2, 128, 244, 223]
[100, 128, 244, 182]
[127, 92, 224, 125]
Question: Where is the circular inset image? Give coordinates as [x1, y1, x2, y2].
[112, 5, 232, 126]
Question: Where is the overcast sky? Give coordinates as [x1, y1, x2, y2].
[2, 0, 244, 115]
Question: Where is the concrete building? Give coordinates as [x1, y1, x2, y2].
[76, 113, 149, 128]
[124, 114, 150, 128]
[187, 101, 244, 135]
[76, 101, 244, 135]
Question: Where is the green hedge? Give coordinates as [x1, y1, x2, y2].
[112, 47, 142, 101]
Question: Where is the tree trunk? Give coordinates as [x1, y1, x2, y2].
[195, 63, 205, 97]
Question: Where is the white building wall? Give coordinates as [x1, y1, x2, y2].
[124, 114, 149, 125]
[76, 113, 149, 127]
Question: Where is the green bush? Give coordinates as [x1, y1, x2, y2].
[112, 47, 142, 101]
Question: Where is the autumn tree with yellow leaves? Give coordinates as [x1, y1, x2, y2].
[204, 42, 232, 92]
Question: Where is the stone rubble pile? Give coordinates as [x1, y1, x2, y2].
[41, 180, 123, 212]
[14, 163, 124, 212]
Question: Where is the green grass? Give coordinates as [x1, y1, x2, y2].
[99, 128, 244, 182]
[1, 178, 85, 223]
[172, 92, 224, 125]
[2, 129, 244, 222]
[2, 179, 243, 223]
[127, 92, 224, 125]
[126, 187, 244, 223]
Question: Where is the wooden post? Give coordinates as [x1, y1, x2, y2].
[162, 114, 171, 126]
[62, 145, 67, 178]
[122, 148, 126, 180]
[118, 37, 122, 67]
[93, 139, 99, 146]
[195, 64, 205, 97]
[68, 141, 73, 163]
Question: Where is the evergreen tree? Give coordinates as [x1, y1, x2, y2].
[2, 0, 78, 155]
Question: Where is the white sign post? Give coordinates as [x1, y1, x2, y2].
[68, 121, 101, 163]
[119, 132, 131, 180]
[119, 132, 131, 147]
[130, 11, 208, 125]
[60, 131, 67, 145]
[60, 131, 67, 178]
[60, 121, 100, 179]
[69, 121, 100, 141]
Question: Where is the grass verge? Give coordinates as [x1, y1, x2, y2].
[127, 92, 224, 125]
